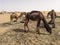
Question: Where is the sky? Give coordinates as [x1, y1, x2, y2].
[0, 0, 60, 12]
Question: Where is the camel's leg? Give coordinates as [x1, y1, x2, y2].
[51, 19, 55, 28]
[24, 19, 29, 32]
[15, 18, 18, 22]
[10, 17, 13, 24]
[36, 19, 41, 34]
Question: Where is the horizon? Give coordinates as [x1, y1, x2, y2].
[0, 0, 60, 12]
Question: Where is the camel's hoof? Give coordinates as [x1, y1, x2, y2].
[36, 32, 40, 34]
[24, 30, 28, 33]
[49, 31, 52, 34]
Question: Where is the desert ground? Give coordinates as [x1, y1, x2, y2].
[0, 11, 60, 45]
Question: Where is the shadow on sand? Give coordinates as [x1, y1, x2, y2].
[13, 28, 50, 35]
[0, 21, 21, 27]
[0, 22, 11, 27]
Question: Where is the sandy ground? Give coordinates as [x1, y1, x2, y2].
[0, 14, 10, 23]
[0, 13, 60, 45]
[0, 14, 10, 35]
[0, 13, 60, 35]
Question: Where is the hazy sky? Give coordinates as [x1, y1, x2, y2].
[0, 0, 60, 12]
